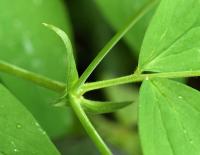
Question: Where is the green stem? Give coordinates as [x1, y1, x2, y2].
[82, 70, 200, 93]
[69, 94, 112, 155]
[2, 61, 200, 95]
[73, 0, 158, 90]
[0, 60, 65, 93]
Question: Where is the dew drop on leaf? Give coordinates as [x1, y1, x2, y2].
[190, 140, 194, 144]
[178, 96, 183, 99]
[13, 148, 19, 152]
[16, 124, 22, 129]
[42, 130, 46, 135]
[35, 122, 40, 127]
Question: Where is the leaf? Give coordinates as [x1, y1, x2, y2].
[81, 98, 133, 114]
[139, 78, 200, 155]
[0, 84, 60, 155]
[138, 0, 200, 73]
[43, 23, 78, 90]
[95, 0, 156, 54]
[0, 0, 74, 138]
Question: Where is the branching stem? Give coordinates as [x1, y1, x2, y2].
[73, 0, 158, 91]
[0, 1, 192, 155]
[82, 71, 200, 93]
[1, 60, 200, 94]
[69, 95, 112, 155]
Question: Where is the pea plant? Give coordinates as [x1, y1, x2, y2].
[1, 0, 200, 154]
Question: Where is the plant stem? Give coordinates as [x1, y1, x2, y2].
[69, 94, 112, 155]
[82, 71, 200, 93]
[73, 0, 158, 90]
[0, 60, 65, 93]
[2, 60, 200, 94]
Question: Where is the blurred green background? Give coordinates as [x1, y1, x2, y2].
[3, 0, 198, 155]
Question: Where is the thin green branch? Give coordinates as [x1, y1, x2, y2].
[0, 60, 65, 93]
[69, 94, 112, 155]
[2, 60, 200, 95]
[82, 71, 200, 93]
[73, 0, 158, 90]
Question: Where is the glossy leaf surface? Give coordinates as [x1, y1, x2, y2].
[0, 84, 60, 155]
[139, 0, 200, 73]
[139, 79, 200, 155]
[0, 0, 73, 137]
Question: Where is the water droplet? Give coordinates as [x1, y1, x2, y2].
[35, 122, 40, 127]
[145, 76, 149, 80]
[16, 124, 22, 129]
[178, 96, 183, 99]
[42, 131, 46, 135]
[190, 140, 194, 144]
[13, 149, 18, 152]
[34, 122, 46, 135]
[38, 128, 46, 135]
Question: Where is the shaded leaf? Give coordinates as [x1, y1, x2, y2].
[139, 0, 200, 72]
[139, 78, 200, 155]
[0, 84, 60, 155]
[0, 0, 74, 137]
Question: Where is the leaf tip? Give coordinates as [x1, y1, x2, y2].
[53, 101, 66, 107]
[42, 22, 48, 27]
[42, 23, 55, 30]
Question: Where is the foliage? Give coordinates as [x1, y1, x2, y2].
[0, 84, 59, 154]
[0, 0, 200, 155]
[0, 0, 73, 138]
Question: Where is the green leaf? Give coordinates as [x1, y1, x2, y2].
[0, 84, 60, 155]
[139, 78, 200, 155]
[95, 0, 156, 54]
[43, 23, 78, 90]
[81, 98, 133, 114]
[0, 0, 74, 138]
[139, 0, 200, 73]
